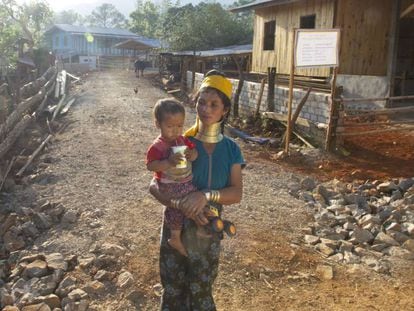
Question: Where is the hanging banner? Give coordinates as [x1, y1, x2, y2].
[294, 29, 340, 68]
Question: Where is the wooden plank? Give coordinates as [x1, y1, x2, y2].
[401, 3, 414, 18]
[0, 115, 32, 160]
[344, 106, 414, 117]
[16, 134, 53, 177]
[0, 156, 17, 192]
[325, 66, 339, 151]
[340, 94, 414, 103]
[335, 125, 414, 137]
[255, 78, 267, 116]
[262, 111, 311, 128]
[285, 29, 296, 154]
[51, 94, 67, 122]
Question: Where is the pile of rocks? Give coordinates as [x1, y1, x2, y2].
[0, 199, 78, 259]
[0, 243, 137, 310]
[289, 177, 414, 273]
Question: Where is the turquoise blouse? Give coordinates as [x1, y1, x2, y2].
[190, 136, 244, 191]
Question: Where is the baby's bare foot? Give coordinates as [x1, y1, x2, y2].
[168, 238, 188, 257]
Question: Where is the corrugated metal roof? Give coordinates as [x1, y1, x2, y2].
[163, 44, 252, 57]
[230, 0, 302, 13]
[113, 38, 162, 50]
[45, 24, 141, 38]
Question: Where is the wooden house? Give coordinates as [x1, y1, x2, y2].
[44, 24, 161, 59]
[231, 0, 414, 99]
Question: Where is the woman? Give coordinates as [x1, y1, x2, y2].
[150, 70, 244, 311]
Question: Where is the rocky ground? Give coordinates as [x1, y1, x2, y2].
[0, 70, 413, 311]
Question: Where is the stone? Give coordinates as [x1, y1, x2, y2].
[398, 178, 414, 192]
[404, 223, 414, 236]
[358, 215, 381, 227]
[0, 213, 18, 235]
[45, 253, 67, 271]
[350, 227, 374, 244]
[47, 204, 65, 220]
[117, 271, 134, 289]
[402, 239, 414, 252]
[126, 289, 143, 302]
[23, 260, 48, 278]
[99, 243, 126, 257]
[343, 222, 357, 231]
[315, 243, 336, 256]
[304, 235, 320, 245]
[33, 213, 52, 230]
[21, 222, 39, 238]
[94, 255, 117, 270]
[329, 253, 344, 262]
[2, 306, 20, 311]
[1, 287, 14, 307]
[387, 231, 409, 244]
[374, 232, 400, 246]
[298, 191, 315, 203]
[343, 251, 361, 264]
[3, 230, 25, 252]
[21, 303, 51, 311]
[315, 265, 334, 280]
[300, 177, 316, 191]
[61, 211, 77, 224]
[33, 294, 61, 309]
[56, 276, 77, 297]
[371, 243, 388, 252]
[83, 280, 105, 296]
[93, 270, 111, 281]
[377, 182, 399, 193]
[78, 256, 95, 269]
[315, 185, 331, 203]
[390, 190, 403, 202]
[63, 299, 88, 311]
[339, 241, 354, 253]
[385, 222, 402, 232]
[383, 246, 414, 260]
[32, 269, 64, 296]
[67, 289, 88, 301]
[287, 183, 301, 197]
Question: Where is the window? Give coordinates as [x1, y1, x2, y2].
[300, 14, 316, 29]
[263, 20, 276, 51]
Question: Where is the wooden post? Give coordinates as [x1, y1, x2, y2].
[255, 78, 266, 117]
[232, 55, 244, 119]
[285, 30, 296, 154]
[325, 66, 339, 151]
[281, 87, 312, 145]
[192, 50, 196, 90]
[267, 67, 276, 111]
[386, 0, 402, 107]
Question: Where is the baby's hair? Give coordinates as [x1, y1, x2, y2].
[153, 98, 185, 123]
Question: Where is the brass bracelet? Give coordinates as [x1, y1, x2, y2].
[170, 198, 181, 209]
[211, 190, 221, 203]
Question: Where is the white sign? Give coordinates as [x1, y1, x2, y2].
[295, 29, 340, 68]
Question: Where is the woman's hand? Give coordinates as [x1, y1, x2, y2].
[180, 191, 208, 220]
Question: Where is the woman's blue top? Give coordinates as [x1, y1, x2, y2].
[190, 136, 244, 191]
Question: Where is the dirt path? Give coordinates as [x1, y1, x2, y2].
[17, 70, 414, 310]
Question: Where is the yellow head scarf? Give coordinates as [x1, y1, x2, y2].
[184, 74, 232, 137]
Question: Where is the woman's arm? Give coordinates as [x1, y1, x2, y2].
[180, 163, 243, 219]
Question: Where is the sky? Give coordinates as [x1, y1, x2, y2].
[16, 0, 236, 17]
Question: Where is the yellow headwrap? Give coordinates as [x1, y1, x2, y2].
[184, 74, 232, 137]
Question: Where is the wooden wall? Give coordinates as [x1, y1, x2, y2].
[335, 0, 393, 76]
[252, 0, 335, 77]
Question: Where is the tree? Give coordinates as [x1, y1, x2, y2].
[129, 0, 161, 37]
[0, 0, 52, 55]
[87, 3, 127, 28]
[162, 3, 252, 51]
[53, 10, 84, 26]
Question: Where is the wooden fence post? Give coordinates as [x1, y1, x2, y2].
[267, 67, 276, 112]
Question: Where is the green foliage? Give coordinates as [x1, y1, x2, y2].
[87, 3, 127, 28]
[162, 3, 252, 51]
[0, 0, 52, 64]
[53, 10, 84, 26]
[129, 0, 161, 37]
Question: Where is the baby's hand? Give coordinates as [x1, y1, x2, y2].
[185, 148, 198, 162]
[168, 152, 184, 166]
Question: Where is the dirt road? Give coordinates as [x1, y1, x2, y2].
[15, 70, 413, 310]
